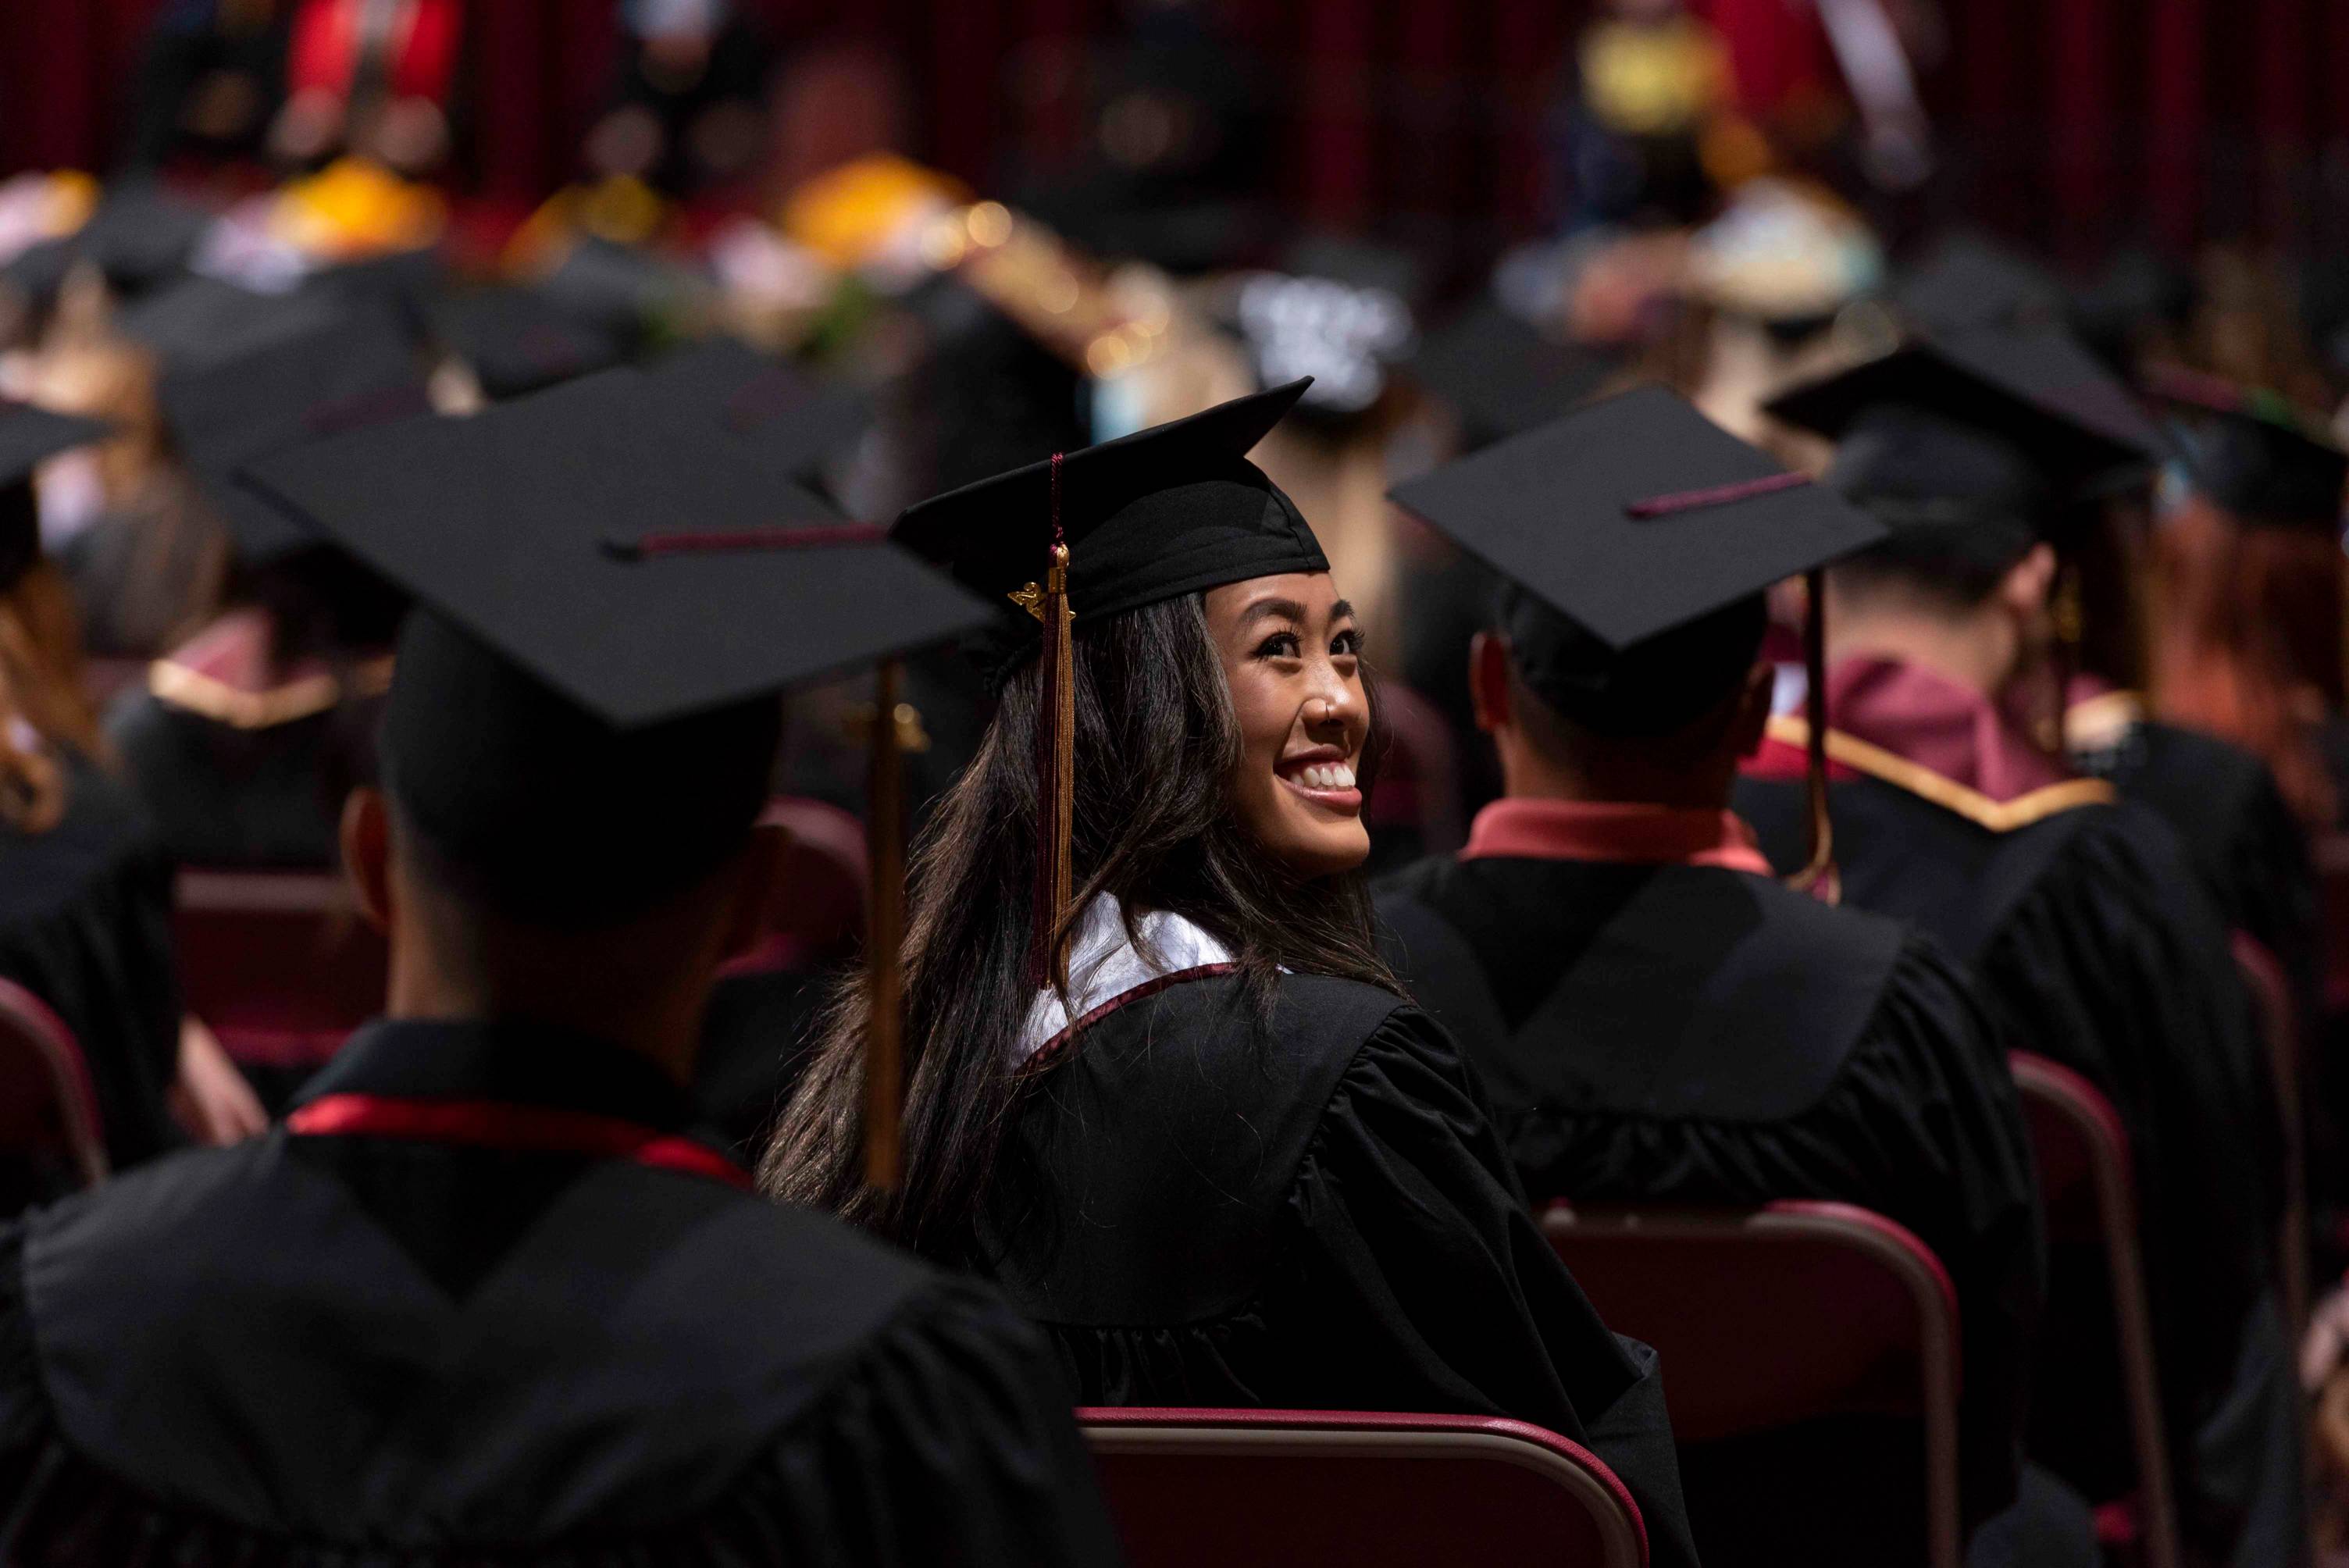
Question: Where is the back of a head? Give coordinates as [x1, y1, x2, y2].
[1825, 403, 2051, 611]
[382, 608, 782, 934]
[1500, 580, 1767, 758]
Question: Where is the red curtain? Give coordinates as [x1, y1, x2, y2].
[3, 0, 2344, 256]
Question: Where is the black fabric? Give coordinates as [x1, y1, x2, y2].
[984, 968, 1699, 1568]
[1408, 298, 1618, 450]
[105, 686, 372, 869]
[892, 380, 1328, 631]
[2073, 715, 2320, 1034]
[0, 1018, 1119, 1563]
[1375, 854, 2043, 1562]
[1738, 772, 2292, 1557]
[431, 286, 629, 401]
[0, 754, 181, 1180]
[2174, 401, 2347, 531]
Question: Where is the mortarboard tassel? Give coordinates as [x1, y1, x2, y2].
[1788, 568, 1841, 903]
[1031, 453, 1077, 990]
[596, 516, 915, 1188]
[863, 658, 907, 1191]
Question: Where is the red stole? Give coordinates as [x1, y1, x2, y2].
[1460, 798, 1776, 876]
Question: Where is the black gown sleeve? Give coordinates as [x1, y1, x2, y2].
[1268, 1007, 1700, 1568]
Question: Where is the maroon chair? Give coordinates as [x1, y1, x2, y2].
[1542, 1199, 1962, 1568]
[718, 797, 871, 978]
[2009, 1051, 2181, 1568]
[2232, 934, 2308, 1338]
[174, 868, 387, 1077]
[0, 975, 107, 1191]
[1079, 1407, 1647, 1568]
[2314, 833, 2349, 1013]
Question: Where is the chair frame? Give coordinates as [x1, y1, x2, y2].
[0, 975, 106, 1188]
[1543, 1199, 1962, 1568]
[2009, 1050, 2181, 1568]
[1078, 1407, 1648, 1568]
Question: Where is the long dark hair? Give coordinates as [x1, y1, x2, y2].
[760, 590, 1398, 1260]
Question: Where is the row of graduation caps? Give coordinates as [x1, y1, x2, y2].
[2, 310, 2328, 1563]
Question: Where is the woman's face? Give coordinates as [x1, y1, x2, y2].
[1205, 572, 1371, 879]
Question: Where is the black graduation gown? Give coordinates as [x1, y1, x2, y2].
[0, 754, 180, 1191]
[982, 969, 1700, 1568]
[0, 1020, 1121, 1565]
[2070, 704, 2319, 1017]
[105, 687, 357, 868]
[1374, 853, 2043, 1565]
[1737, 768, 2297, 1559]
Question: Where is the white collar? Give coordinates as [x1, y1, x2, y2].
[1014, 895, 1238, 1062]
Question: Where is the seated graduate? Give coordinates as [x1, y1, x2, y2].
[2145, 372, 2349, 836]
[762, 380, 1700, 1566]
[0, 371, 1121, 1564]
[106, 301, 424, 869]
[0, 400, 260, 1192]
[1375, 386, 2062, 1566]
[1737, 337, 2301, 1564]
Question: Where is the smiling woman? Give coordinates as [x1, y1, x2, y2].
[761, 383, 1701, 1568]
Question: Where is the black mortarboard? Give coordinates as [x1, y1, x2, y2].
[115, 275, 345, 371]
[0, 401, 111, 589]
[637, 337, 871, 489]
[160, 303, 430, 564]
[1229, 251, 1417, 419]
[1408, 300, 1618, 452]
[238, 369, 992, 923]
[2, 182, 212, 308]
[430, 286, 628, 400]
[1389, 383, 1884, 732]
[2149, 369, 2347, 532]
[535, 236, 707, 344]
[893, 378, 1325, 633]
[1766, 326, 2163, 495]
[1891, 232, 2069, 333]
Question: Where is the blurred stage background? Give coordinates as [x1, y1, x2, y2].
[8, 0, 2349, 269]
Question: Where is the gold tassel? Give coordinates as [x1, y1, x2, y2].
[1788, 568, 1840, 903]
[1033, 541, 1076, 989]
[862, 658, 907, 1192]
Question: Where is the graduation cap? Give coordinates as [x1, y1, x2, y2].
[2, 182, 213, 308]
[1409, 300, 1620, 452]
[160, 302, 430, 564]
[893, 378, 1322, 978]
[1229, 255, 1416, 418]
[1891, 232, 2069, 334]
[242, 368, 992, 1186]
[2147, 367, 2347, 533]
[115, 275, 347, 372]
[0, 401, 112, 588]
[636, 337, 871, 491]
[1767, 325, 2165, 505]
[430, 286, 628, 401]
[1390, 382, 1887, 894]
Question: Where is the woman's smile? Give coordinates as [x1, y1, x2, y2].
[1274, 744, 1362, 811]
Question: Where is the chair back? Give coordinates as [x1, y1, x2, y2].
[1542, 1199, 1961, 1568]
[2315, 832, 2349, 1011]
[2009, 1051, 2180, 1568]
[0, 976, 107, 1192]
[719, 797, 870, 977]
[1079, 1407, 1647, 1568]
[174, 868, 387, 1075]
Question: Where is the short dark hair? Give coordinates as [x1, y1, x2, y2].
[1498, 584, 1767, 739]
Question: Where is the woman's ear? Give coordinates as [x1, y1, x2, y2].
[1469, 631, 1515, 735]
[340, 788, 394, 934]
